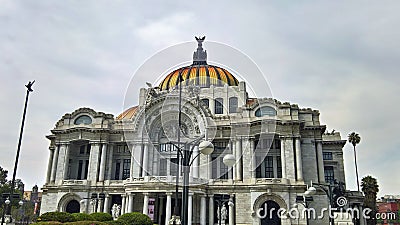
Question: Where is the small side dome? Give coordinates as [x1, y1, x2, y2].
[116, 106, 139, 120]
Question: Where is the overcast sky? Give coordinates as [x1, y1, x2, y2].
[0, 1, 399, 196]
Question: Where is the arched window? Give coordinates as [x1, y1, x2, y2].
[74, 115, 92, 125]
[229, 97, 238, 113]
[215, 98, 223, 114]
[255, 106, 277, 117]
[66, 200, 80, 213]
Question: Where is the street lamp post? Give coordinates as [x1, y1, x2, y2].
[7, 81, 35, 221]
[214, 154, 235, 225]
[305, 181, 345, 225]
[18, 200, 24, 225]
[295, 195, 313, 225]
[1, 197, 10, 225]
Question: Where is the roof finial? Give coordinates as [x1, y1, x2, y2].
[193, 36, 207, 65]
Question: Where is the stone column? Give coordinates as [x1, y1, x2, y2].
[121, 195, 126, 215]
[295, 138, 303, 181]
[106, 145, 114, 180]
[200, 195, 206, 225]
[88, 143, 101, 182]
[165, 193, 172, 225]
[316, 141, 325, 183]
[231, 140, 237, 180]
[128, 193, 134, 213]
[158, 197, 164, 225]
[142, 144, 149, 176]
[103, 194, 110, 213]
[132, 144, 143, 177]
[98, 144, 107, 181]
[97, 198, 103, 213]
[143, 193, 149, 215]
[250, 138, 256, 179]
[55, 143, 69, 182]
[46, 147, 55, 184]
[153, 145, 159, 176]
[63, 144, 70, 180]
[280, 139, 287, 179]
[209, 195, 214, 225]
[235, 138, 242, 180]
[50, 145, 59, 182]
[228, 197, 234, 225]
[193, 146, 200, 178]
[188, 193, 193, 225]
[207, 155, 212, 179]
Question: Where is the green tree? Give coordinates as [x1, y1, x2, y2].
[0, 165, 26, 222]
[361, 175, 379, 225]
[348, 132, 361, 191]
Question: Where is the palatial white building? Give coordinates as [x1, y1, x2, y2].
[41, 38, 362, 225]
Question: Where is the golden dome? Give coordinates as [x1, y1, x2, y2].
[158, 64, 239, 91]
[158, 36, 239, 91]
[116, 106, 138, 120]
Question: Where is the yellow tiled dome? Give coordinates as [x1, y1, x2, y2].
[158, 36, 239, 91]
[158, 64, 239, 91]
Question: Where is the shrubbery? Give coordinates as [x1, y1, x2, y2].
[34, 211, 152, 225]
[117, 212, 152, 225]
[103, 220, 125, 225]
[65, 221, 108, 225]
[90, 212, 113, 222]
[71, 213, 93, 221]
[38, 212, 75, 223]
[31, 222, 62, 225]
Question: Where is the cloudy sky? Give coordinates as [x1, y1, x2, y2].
[0, 1, 399, 196]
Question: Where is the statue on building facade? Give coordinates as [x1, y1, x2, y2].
[111, 204, 121, 220]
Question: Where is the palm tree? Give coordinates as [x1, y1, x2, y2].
[348, 132, 361, 191]
[361, 176, 379, 225]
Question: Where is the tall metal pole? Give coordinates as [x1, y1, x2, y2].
[6, 81, 34, 218]
[173, 72, 183, 225]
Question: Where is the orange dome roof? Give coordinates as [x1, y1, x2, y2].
[158, 64, 239, 91]
[158, 36, 239, 91]
[116, 106, 138, 120]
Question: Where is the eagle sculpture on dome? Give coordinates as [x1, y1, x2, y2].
[195, 36, 205, 42]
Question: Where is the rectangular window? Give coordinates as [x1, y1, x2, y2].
[274, 139, 281, 149]
[77, 160, 83, 180]
[255, 156, 262, 178]
[264, 156, 274, 178]
[229, 97, 238, 113]
[276, 156, 282, 178]
[84, 160, 89, 179]
[115, 161, 120, 180]
[79, 145, 85, 154]
[215, 98, 223, 114]
[324, 166, 335, 183]
[170, 158, 178, 176]
[159, 159, 167, 176]
[219, 158, 229, 179]
[122, 159, 131, 179]
[323, 152, 333, 160]
[86, 144, 91, 155]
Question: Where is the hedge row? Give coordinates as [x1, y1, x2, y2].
[33, 212, 151, 225]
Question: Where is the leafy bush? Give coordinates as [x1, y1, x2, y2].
[117, 212, 152, 225]
[71, 213, 94, 221]
[90, 212, 113, 222]
[30, 222, 62, 225]
[38, 212, 75, 223]
[64, 221, 108, 225]
[103, 220, 126, 225]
